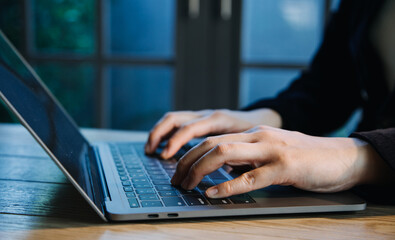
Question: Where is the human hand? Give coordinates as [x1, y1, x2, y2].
[145, 109, 282, 159]
[171, 126, 392, 198]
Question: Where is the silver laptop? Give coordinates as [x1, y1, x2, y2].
[0, 30, 366, 222]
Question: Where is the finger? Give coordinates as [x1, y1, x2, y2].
[160, 110, 232, 158]
[171, 133, 254, 185]
[145, 112, 196, 154]
[206, 164, 282, 198]
[161, 116, 219, 159]
[180, 142, 273, 190]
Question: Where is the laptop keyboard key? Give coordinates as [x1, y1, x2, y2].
[123, 154, 139, 159]
[207, 198, 231, 205]
[124, 159, 140, 165]
[128, 198, 139, 208]
[208, 170, 227, 180]
[165, 169, 176, 175]
[136, 188, 155, 195]
[162, 164, 177, 170]
[123, 187, 134, 192]
[158, 191, 178, 197]
[133, 183, 152, 189]
[132, 178, 150, 184]
[149, 170, 165, 175]
[212, 179, 227, 185]
[184, 195, 209, 206]
[141, 201, 163, 208]
[146, 166, 161, 171]
[126, 166, 142, 171]
[160, 160, 176, 166]
[126, 163, 140, 168]
[229, 194, 255, 204]
[162, 197, 186, 207]
[153, 180, 171, 185]
[120, 176, 129, 181]
[139, 194, 159, 201]
[197, 181, 215, 191]
[155, 185, 175, 191]
[122, 181, 131, 186]
[114, 160, 122, 165]
[127, 169, 144, 174]
[150, 175, 169, 180]
[126, 192, 136, 198]
[129, 173, 146, 178]
[176, 187, 200, 195]
[143, 162, 159, 167]
[115, 163, 123, 167]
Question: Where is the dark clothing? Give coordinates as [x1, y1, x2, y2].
[244, 0, 395, 178]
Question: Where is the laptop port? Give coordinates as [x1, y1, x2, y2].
[148, 214, 159, 218]
[167, 213, 178, 217]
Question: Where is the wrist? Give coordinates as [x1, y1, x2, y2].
[353, 138, 395, 186]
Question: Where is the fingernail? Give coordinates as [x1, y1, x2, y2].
[206, 187, 218, 198]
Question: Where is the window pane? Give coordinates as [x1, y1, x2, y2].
[239, 68, 300, 107]
[108, 0, 175, 58]
[0, 0, 23, 51]
[0, 0, 24, 123]
[34, 63, 95, 127]
[32, 0, 96, 54]
[110, 66, 173, 130]
[241, 0, 324, 64]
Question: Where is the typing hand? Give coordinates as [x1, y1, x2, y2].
[145, 109, 282, 159]
[171, 126, 392, 198]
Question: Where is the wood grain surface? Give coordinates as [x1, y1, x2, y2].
[0, 123, 394, 240]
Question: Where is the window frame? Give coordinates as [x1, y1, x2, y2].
[16, 0, 336, 128]
[175, 0, 334, 112]
[19, 0, 176, 128]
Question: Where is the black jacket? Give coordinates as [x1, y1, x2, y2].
[244, 0, 395, 200]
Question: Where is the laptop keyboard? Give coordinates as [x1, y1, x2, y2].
[109, 143, 255, 208]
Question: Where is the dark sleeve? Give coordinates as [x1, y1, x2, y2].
[243, 0, 363, 136]
[350, 128, 395, 204]
[350, 128, 395, 171]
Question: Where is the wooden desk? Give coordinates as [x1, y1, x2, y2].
[0, 123, 394, 240]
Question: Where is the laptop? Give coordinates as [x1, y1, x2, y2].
[0, 30, 366, 222]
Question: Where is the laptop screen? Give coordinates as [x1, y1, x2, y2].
[0, 31, 100, 212]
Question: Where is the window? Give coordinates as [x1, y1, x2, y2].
[239, 0, 327, 106]
[0, 0, 341, 132]
[0, 0, 175, 130]
[239, 69, 300, 106]
[109, 65, 174, 130]
[175, 0, 334, 112]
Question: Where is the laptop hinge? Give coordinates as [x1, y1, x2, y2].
[86, 146, 111, 209]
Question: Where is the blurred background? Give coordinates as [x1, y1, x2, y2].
[0, 0, 343, 131]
